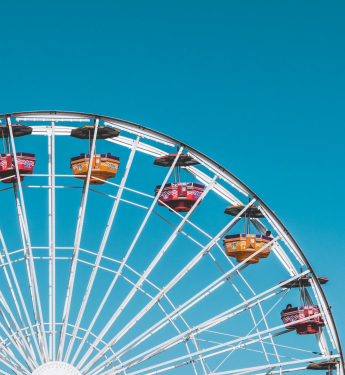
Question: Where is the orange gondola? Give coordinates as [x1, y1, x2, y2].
[307, 360, 339, 371]
[70, 125, 120, 185]
[223, 204, 272, 264]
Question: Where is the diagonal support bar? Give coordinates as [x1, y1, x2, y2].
[57, 118, 99, 360]
[65, 135, 140, 362]
[7, 116, 49, 362]
[81, 199, 256, 373]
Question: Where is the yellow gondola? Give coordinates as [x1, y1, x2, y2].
[70, 125, 120, 185]
[223, 204, 272, 264]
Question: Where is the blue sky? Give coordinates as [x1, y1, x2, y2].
[0, 0, 344, 367]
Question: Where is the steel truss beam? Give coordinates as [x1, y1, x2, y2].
[64, 135, 141, 362]
[0, 111, 340, 374]
[91, 270, 308, 375]
[57, 119, 99, 360]
[7, 117, 49, 362]
[74, 148, 185, 368]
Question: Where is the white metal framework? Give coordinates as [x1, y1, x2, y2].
[0, 110, 341, 375]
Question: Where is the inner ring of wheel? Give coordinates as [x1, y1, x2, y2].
[0, 110, 342, 372]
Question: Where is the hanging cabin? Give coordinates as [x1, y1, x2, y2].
[0, 124, 36, 184]
[154, 153, 205, 212]
[307, 360, 339, 372]
[223, 204, 272, 264]
[280, 276, 327, 335]
[70, 125, 120, 185]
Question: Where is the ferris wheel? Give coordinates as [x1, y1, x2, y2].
[0, 110, 341, 375]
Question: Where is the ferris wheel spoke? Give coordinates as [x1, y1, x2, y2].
[211, 289, 292, 373]
[155, 285, 206, 374]
[212, 244, 281, 363]
[0, 290, 38, 370]
[134, 354, 328, 375]
[204, 245, 275, 365]
[79, 172, 218, 372]
[0, 112, 338, 375]
[13, 172, 47, 363]
[7, 117, 49, 363]
[0, 232, 39, 366]
[205, 329, 321, 356]
[57, 119, 99, 361]
[315, 328, 330, 356]
[171, 169, 298, 282]
[200, 248, 271, 366]
[83, 188, 206, 250]
[0, 232, 43, 364]
[156, 301, 204, 375]
[248, 366, 315, 375]
[0, 349, 28, 375]
[92, 176, 154, 199]
[0, 323, 33, 374]
[48, 128, 52, 361]
[94, 277, 211, 375]
[210, 355, 340, 375]
[0, 363, 19, 375]
[94, 271, 305, 375]
[64, 135, 140, 363]
[214, 222, 301, 364]
[74, 148, 185, 369]
[152, 210, 205, 247]
[69, 269, 191, 369]
[106, 325, 295, 375]
[153, 194, 276, 362]
[161, 194, 290, 361]
[87, 203, 288, 375]
[251, 219, 298, 277]
[47, 121, 56, 361]
[183, 337, 299, 368]
[0, 318, 35, 372]
[308, 277, 336, 350]
[78, 248, 201, 367]
[108, 234, 277, 367]
[64, 324, 124, 370]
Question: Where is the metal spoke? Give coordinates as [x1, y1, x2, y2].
[0, 111, 339, 375]
[75, 149, 184, 369]
[0, 290, 37, 370]
[0, 231, 43, 363]
[64, 135, 140, 362]
[48, 120, 56, 361]
[57, 118, 99, 360]
[0, 232, 38, 365]
[7, 117, 49, 362]
[80, 173, 218, 371]
[92, 271, 307, 375]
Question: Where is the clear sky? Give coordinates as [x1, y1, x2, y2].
[0, 0, 344, 358]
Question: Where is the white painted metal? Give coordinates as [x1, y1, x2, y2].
[101, 270, 309, 375]
[76, 148, 185, 369]
[0, 111, 339, 375]
[64, 135, 141, 362]
[57, 119, 99, 361]
[7, 117, 49, 362]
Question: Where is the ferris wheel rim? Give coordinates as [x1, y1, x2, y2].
[0, 110, 342, 374]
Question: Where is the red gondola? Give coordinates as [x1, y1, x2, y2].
[154, 153, 205, 212]
[280, 276, 326, 335]
[281, 305, 325, 335]
[0, 124, 35, 184]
